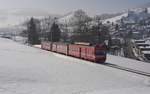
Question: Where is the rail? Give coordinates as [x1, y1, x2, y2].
[102, 63, 150, 77]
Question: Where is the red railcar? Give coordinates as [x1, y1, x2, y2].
[52, 42, 57, 52]
[68, 44, 81, 58]
[80, 45, 95, 61]
[80, 44, 107, 63]
[56, 43, 68, 55]
[41, 42, 52, 51]
[41, 41, 107, 63]
[95, 44, 107, 62]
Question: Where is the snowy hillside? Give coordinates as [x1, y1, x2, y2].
[103, 6, 150, 24]
[0, 38, 150, 94]
[103, 13, 128, 23]
[58, 12, 74, 24]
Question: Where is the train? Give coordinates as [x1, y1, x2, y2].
[41, 41, 107, 63]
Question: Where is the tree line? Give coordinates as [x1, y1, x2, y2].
[25, 17, 61, 45]
[23, 10, 110, 45]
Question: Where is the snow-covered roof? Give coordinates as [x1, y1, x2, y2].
[133, 31, 140, 34]
[148, 7, 150, 13]
[134, 39, 145, 43]
[139, 46, 150, 49]
[142, 51, 150, 54]
[136, 43, 149, 45]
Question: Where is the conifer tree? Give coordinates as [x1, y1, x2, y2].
[48, 22, 61, 42]
[27, 17, 40, 45]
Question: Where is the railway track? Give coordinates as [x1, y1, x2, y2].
[102, 63, 150, 77]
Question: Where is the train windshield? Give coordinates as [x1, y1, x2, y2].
[95, 50, 106, 55]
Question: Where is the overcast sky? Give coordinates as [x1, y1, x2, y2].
[0, 0, 149, 15]
[0, 0, 150, 27]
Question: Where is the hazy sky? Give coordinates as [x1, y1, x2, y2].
[0, 0, 150, 15]
[0, 0, 150, 27]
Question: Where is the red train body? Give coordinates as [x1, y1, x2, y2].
[52, 42, 57, 52]
[81, 45, 96, 61]
[68, 44, 81, 58]
[41, 42, 52, 51]
[56, 43, 68, 55]
[41, 42, 107, 63]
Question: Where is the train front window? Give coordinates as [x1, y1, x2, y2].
[95, 51, 106, 55]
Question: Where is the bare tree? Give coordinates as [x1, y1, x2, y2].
[71, 9, 92, 42]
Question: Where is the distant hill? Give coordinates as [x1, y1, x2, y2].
[103, 3, 150, 24]
[97, 13, 124, 20]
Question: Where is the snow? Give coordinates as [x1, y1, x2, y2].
[103, 13, 128, 23]
[132, 48, 139, 57]
[139, 46, 150, 49]
[134, 39, 145, 42]
[33, 45, 41, 49]
[142, 51, 150, 54]
[0, 38, 150, 94]
[58, 12, 74, 24]
[136, 43, 149, 45]
[86, 87, 150, 94]
[148, 7, 150, 13]
[106, 54, 150, 73]
[103, 7, 150, 24]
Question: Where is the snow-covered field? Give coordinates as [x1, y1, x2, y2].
[0, 38, 150, 94]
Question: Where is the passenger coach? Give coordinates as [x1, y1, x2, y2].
[41, 42, 107, 63]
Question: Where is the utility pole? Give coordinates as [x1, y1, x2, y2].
[51, 22, 53, 42]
